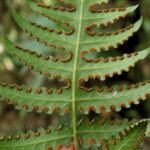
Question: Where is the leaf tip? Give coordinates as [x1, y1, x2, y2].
[135, 4, 139, 9]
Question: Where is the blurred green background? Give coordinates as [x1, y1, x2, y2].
[0, 0, 150, 149]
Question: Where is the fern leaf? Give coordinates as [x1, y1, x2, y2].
[0, 81, 72, 115]
[100, 121, 147, 150]
[3, 0, 150, 149]
[26, 0, 141, 50]
[12, 5, 142, 51]
[83, 5, 138, 25]
[81, 18, 142, 50]
[12, 11, 72, 48]
[0, 118, 134, 150]
[77, 118, 134, 149]
[77, 80, 150, 113]
[3, 38, 150, 114]
[0, 125, 73, 150]
[27, 0, 138, 25]
[145, 119, 150, 136]
[26, 0, 76, 21]
[5, 37, 73, 79]
[78, 48, 150, 80]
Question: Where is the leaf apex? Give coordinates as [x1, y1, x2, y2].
[140, 16, 143, 23]
[135, 4, 139, 9]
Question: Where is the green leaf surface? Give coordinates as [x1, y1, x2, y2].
[83, 5, 139, 25]
[0, 81, 71, 115]
[5, 38, 150, 81]
[76, 80, 150, 114]
[5, 37, 73, 79]
[77, 118, 134, 149]
[0, 125, 73, 150]
[0, 118, 134, 150]
[78, 47, 150, 80]
[80, 18, 142, 50]
[145, 119, 150, 136]
[12, 9, 142, 51]
[3, 0, 150, 149]
[100, 121, 147, 150]
[12, 10, 74, 48]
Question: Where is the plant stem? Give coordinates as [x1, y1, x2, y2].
[72, 0, 84, 149]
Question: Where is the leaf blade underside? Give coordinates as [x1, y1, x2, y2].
[78, 47, 150, 80]
[0, 125, 73, 150]
[0, 81, 72, 115]
[77, 118, 134, 149]
[2, 0, 150, 149]
[145, 119, 150, 136]
[5, 37, 73, 79]
[100, 121, 147, 150]
[0, 118, 135, 150]
[76, 80, 150, 114]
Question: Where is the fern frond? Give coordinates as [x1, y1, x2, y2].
[81, 18, 142, 50]
[0, 125, 73, 150]
[77, 80, 150, 113]
[26, 0, 77, 21]
[3, 0, 150, 149]
[5, 38, 73, 79]
[78, 47, 150, 80]
[77, 118, 134, 149]
[146, 119, 150, 136]
[83, 5, 138, 25]
[0, 118, 134, 150]
[12, 11, 73, 48]
[100, 121, 147, 150]
[27, 0, 138, 25]
[6, 37, 150, 81]
[0, 81, 72, 115]
[12, 3, 142, 51]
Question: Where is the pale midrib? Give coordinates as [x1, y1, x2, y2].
[72, 0, 84, 149]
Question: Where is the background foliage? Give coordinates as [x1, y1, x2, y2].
[1, 0, 150, 149]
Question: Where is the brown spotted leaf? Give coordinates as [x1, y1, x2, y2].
[77, 118, 134, 149]
[0, 125, 73, 150]
[100, 121, 147, 150]
[0, 118, 134, 150]
[76, 80, 150, 114]
[2, 0, 150, 149]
